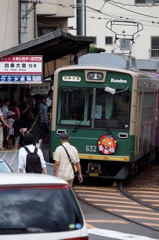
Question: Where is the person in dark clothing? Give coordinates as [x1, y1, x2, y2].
[13, 118, 23, 150]
[34, 94, 41, 116]
[19, 96, 30, 128]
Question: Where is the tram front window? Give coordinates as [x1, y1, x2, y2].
[58, 87, 93, 126]
[58, 87, 130, 130]
[94, 89, 130, 129]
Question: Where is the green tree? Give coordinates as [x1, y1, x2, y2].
[89, 44, 106, 53]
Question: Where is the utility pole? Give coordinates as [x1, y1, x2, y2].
[19, 0, 42, 44]
[84, 0, 86, 36]
[76, 0, 83, 35]
[20, 1, 29, 44]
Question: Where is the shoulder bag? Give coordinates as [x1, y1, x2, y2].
[62, 145, 78, 173]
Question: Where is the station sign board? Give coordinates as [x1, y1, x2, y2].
[29, 81, 51, 95]
[0, 55, 42, 84]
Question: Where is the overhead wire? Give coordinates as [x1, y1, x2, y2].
[108, 0, 159, 7]
[41, 0, 159, 22]
[107, 1, 159, 19]
[100, 1, 106, 11]
[73, 4, 159, 27]
[31, 0, 159, 30]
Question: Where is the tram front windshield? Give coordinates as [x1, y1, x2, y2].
[58, 87, 130, 130]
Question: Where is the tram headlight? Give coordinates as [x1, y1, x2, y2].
[87, 72, 103, 80]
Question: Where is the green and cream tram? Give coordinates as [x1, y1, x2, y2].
[50, 54, 159, 179]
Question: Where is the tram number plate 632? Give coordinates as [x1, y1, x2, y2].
[86, 145, 97, 152]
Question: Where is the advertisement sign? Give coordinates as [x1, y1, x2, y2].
[0, 56, 42, 84]
[29, 81, 51, 95]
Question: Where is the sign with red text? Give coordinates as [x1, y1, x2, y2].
[0, 56, 42, 84]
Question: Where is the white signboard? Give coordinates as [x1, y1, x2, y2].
[0, 55, 42, 84]
[30, 81, 51, 95]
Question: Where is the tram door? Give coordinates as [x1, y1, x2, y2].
[134, 91, 142, 157]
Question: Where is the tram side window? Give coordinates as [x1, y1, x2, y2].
[58, 87, 92, 126]
[142, 92, 154, 120]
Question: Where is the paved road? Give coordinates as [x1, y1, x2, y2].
[1, 149, 159, 240]
[79, 200, 159, 240]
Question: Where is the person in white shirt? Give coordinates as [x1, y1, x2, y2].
[2, 98, 10, 119]
[46, 89, 53, 108]
[53, 132, 83, 187]
[18, 133, 47, 174]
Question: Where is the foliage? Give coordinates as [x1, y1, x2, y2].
[89, 44, 106, 53]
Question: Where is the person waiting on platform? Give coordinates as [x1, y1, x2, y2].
[46, 89, 53, 108]
[26, 88, 32, 96]
[7, 111, 15, 149]
[27, 93, 35, 120]
[2, 98, 10, 148]
[2, 98, 10, 120]
[10, 101, 20, 119]
[39, 96, 49, 144]
[19, 96, 30, 128]
[0, 99, 11, 151]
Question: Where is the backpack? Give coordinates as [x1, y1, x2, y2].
[24, 146, 42, 174]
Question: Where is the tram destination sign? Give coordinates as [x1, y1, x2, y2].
[0, 55, 42, 84]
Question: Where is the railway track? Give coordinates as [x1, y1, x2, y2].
[119, 182, 159, 212]
[73, 185, 159, 233]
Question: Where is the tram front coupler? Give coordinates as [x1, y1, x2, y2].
[87, 162, 101, 177]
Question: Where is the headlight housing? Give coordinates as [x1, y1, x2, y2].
[87, 72, 103, 80]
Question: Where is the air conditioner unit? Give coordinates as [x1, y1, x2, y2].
[120, 39, 131, 51]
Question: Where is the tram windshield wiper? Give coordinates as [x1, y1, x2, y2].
[72, 112, 89, 133]
[101, 119, 112, 135]
[72, 120, 83, 132]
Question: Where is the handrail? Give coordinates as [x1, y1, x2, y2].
[27, 112, 41, 144]
[28, 112, 40, 133]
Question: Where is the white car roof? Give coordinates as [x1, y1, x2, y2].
[0, 173, 68, 186]
[0, 159, 5, 162]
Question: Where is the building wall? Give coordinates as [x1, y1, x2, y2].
[68, 0, 159, 59]
[0, 0, 18, 51]
[0, 0, 74, 51]
[37, 0, 74, 17]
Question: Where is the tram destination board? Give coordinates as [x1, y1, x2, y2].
[0, 55, 42, 84]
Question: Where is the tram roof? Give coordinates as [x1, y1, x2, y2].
[0, 29, 93, 63]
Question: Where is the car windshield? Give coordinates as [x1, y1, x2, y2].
[0, 186, 83, 234]
[0, 161, 11, 173]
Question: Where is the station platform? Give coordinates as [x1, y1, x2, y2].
[0, 141, 54, 175]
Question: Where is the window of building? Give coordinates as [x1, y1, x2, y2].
[105, 36, 113, 45]
[135, 0, 154, 3]
[151, 36, 159, 49]
[38, 27, 58, 37]
[151, 36, 159, 57]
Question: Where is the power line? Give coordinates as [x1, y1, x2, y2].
[41, 0, 159, 20]
[109, 0, 159, 7]
[36, 1, 159, 28]
[80, 14, 159, 28]
[107, 1, 159, 19]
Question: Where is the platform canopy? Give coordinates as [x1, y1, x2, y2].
[0, 29, 93, 63]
